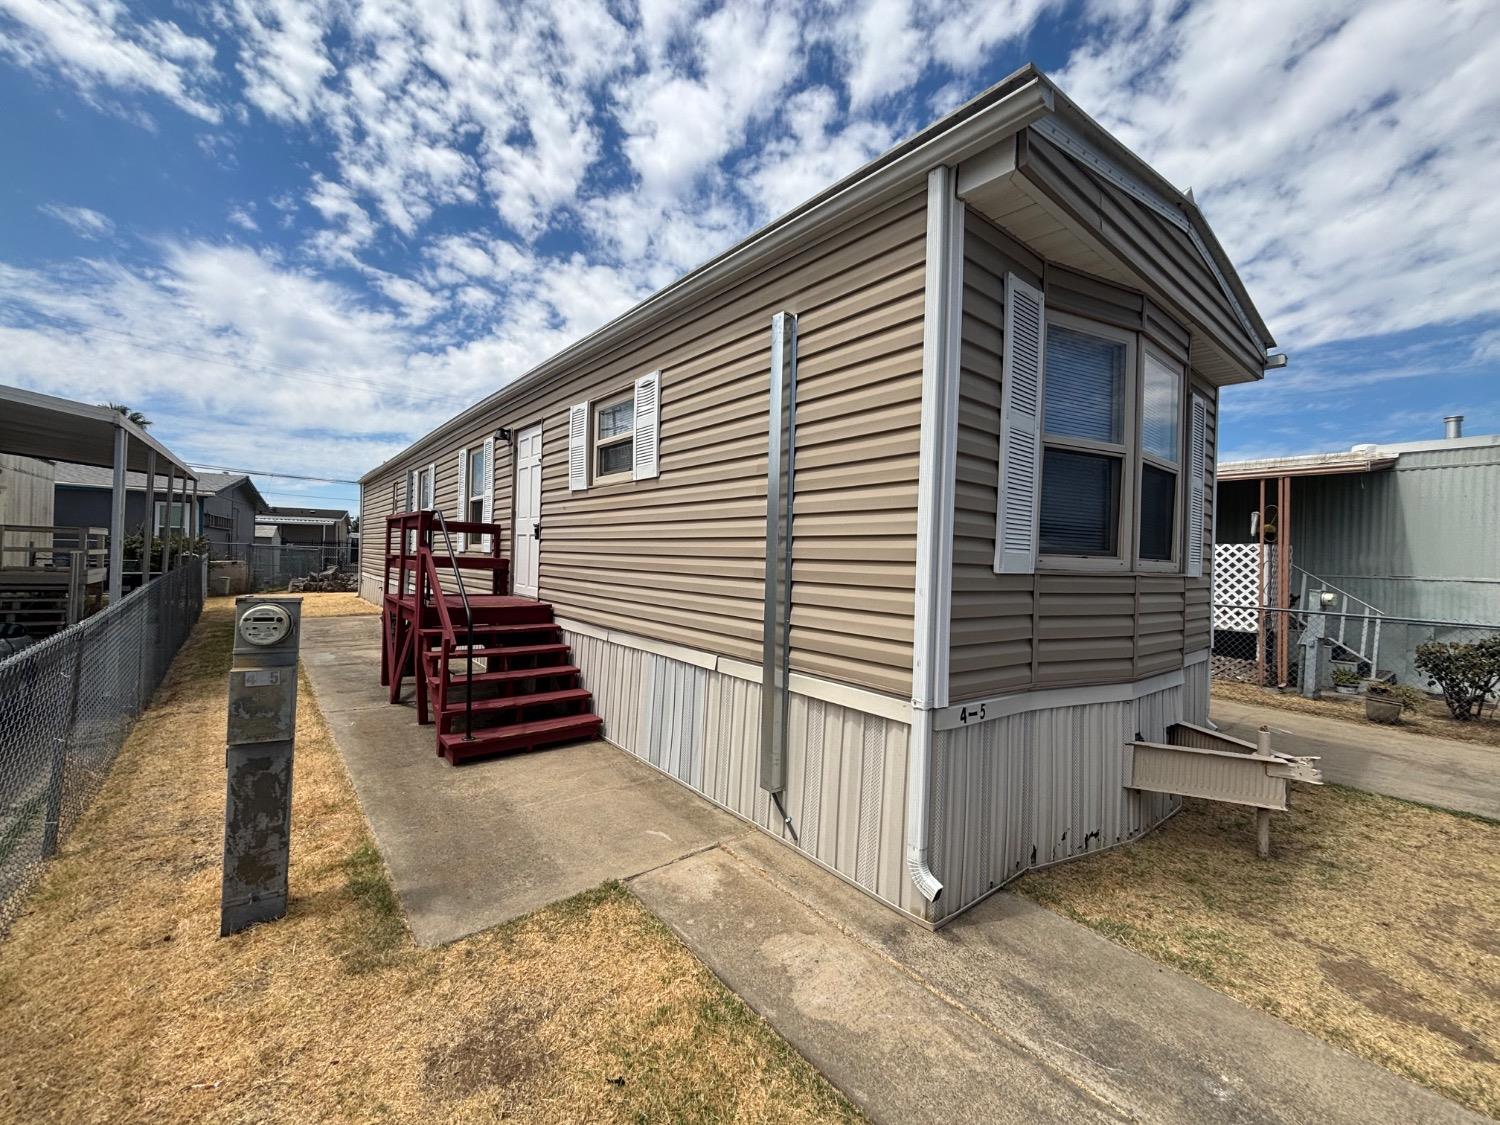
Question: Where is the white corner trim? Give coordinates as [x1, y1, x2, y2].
[554, 616, 911, 724]
[934, 667, 1187, 730]
[911, 164, 963, 713]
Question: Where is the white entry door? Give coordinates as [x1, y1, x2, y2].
[512, 422, 543, 598]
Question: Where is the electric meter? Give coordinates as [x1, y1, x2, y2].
[238, 603, 294, 647]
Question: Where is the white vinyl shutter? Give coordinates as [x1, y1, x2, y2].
[455, 447, 468, 551]
[993, 273, 1046, 574]
[568, 401, 590, 492]
[1186, 393, 1208, 578]
[424, 462, 436, 509]
[632, 370, 661, 481]
[405, 468, 415, 512]
[480, 435, 495, 551]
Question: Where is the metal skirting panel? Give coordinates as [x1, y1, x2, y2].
[1182, 654, 1210, 726]
[562, 629, 917, 915]
[929, 682, 1183, 922]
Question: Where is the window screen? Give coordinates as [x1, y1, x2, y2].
[1044, 324, 1124, 442]
[1039, 449, 1119, 555]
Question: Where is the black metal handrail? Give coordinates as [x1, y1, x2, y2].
[429, 509, 476, 742]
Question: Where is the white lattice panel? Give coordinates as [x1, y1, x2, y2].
[1213, 544, 1271, 630]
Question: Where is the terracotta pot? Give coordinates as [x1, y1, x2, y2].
[1365, 695, 1402, 724]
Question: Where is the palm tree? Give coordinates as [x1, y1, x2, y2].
[103, 402, 151, 428]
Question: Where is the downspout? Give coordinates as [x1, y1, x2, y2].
[906, 164, 965, 907]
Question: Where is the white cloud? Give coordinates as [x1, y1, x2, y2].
[0, 0, 220, 121]
[5, 0, 1499, 490]
[37, 202, 115, 239]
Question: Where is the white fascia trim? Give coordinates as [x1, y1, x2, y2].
[934, 667, 1187, 730]
[359, 78, 1053, 484]
[553, 616, 911, 724]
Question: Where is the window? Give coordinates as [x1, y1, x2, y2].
[1038, 316, 1134, 559]
[154, 501, 189, 535]
[467, 446, 485, 523]
[1138, 350, 1183, 564]
[594, 393, 634, 479]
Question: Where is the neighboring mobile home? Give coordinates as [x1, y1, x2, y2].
[54, 466, 269, 558]
[1214, 418, 1500, 686]
[360, 65, 1278, 925]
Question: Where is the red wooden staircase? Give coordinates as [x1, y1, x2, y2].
[380, 510, 601, 764]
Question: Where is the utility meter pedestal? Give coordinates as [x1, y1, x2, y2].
[220, 596, 301, 937]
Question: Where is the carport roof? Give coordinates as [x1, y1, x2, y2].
[0, 383, 196, 480]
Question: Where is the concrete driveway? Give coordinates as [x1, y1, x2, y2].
[1212, 697, 1499, 819]
[300, 614, 747, 945]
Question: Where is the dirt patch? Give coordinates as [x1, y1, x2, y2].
[424, 1000, 550, 1098]
[1213, 679, 1500, 749]
[0, 600, 860, 1125]
[1014, 785, 1500, 1117]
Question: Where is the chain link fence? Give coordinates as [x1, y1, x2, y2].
[0, 560, 205, 930]
[1212, 605, 1500, 697]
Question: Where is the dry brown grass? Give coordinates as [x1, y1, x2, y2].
[1213, 679, 1500, 749]
[0, 599, 859, 1125]
[205, 592, 380, 619]
[1014, 786, 1500, 1118]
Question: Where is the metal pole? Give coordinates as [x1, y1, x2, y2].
[107, 426, 127, 604]
[1256, 477, 1266, 687]
[143, 450, 157, 582]
[163, 467, 177, 576]
[1276, 475, 1291, 687]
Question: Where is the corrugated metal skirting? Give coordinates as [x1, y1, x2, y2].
[563, 630, 921, 916]
[929, 683, 1184, 922]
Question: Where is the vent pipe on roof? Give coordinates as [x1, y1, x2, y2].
[1445, 415, 1464, 440]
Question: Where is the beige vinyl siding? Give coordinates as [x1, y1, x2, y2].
[948, 212, 1218, 703]
[359, 190, 926, 696]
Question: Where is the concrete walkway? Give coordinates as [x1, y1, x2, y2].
[1212, 697, 1499, 819]
[301, 616, 1483, 1122]
[632, 834, 1484, 1125]
[300, 615, 747, 945]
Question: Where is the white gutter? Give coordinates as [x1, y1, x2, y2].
[906, 165, 965, 906]
[359, 72, 1053, 485]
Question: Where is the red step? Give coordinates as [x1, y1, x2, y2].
[443, 642, 571, 662]
[439, 686, 590, 714]
[420, 623, 561, 641]
[439, 714, 604, 763]
[425, 664, 582, 687]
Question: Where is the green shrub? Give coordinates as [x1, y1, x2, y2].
[1414, 636, 1500, 721]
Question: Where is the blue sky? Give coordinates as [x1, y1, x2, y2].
[2, 0, 1498, 518]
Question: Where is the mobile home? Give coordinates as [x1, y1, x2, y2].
[360, 64, 1277, 925]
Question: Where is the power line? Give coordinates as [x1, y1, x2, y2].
[191, 463, 362, 484]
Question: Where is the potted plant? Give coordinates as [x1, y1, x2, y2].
[1332, 667, 1361, 695]
[1364, 682, 1425, 724]
[1364, 682, 1402, 723]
